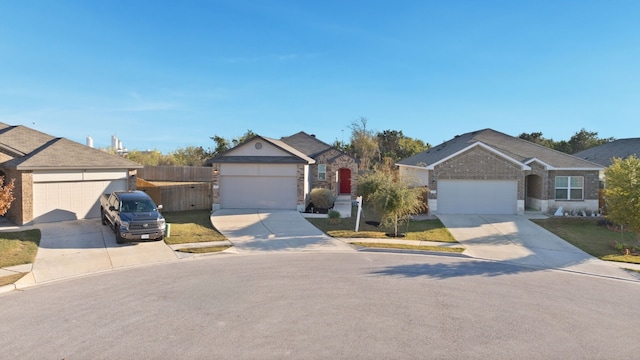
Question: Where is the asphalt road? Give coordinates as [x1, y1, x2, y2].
[1, 252, 639, 359]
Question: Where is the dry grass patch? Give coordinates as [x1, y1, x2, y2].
[351, 242, 465, 253]
[176, 245, 232, 254]
[0, 229, 41, 268]
[163, 210, 227, 245]
[0, 272, 27, 287]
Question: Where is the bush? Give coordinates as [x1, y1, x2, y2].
[328, 210, 341, 224]
[309, 188, 336, 209]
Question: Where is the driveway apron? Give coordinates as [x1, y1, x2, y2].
[17, 219, 177, 286]
[210, 209, 355, 253]
[438, 214, 639, 280]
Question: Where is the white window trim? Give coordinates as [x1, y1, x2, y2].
[318, 164, 327, 181]
[555, 176, 584, 200]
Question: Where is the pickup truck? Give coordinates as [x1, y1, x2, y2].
[100, 190, 166, 244]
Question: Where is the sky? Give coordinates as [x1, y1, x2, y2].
[1, 1, 639, 154]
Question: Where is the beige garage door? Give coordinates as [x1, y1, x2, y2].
[437, 180, 517, 214]
[33, 180, 128, 223]
[220, 176, 297, 209]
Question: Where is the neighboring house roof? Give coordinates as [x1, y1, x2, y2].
[573, 138, 640, 167]
[207, 135, 315, 164]
[0, 122, 142, 170]
[281, 131, 333, 158]
[281, 131, 357, 162]
[397, 128, 603, 170]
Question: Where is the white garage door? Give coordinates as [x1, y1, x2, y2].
[33, 179, 128, 223]
[221, 176, 297, 209]
[437, 180, 517, 214]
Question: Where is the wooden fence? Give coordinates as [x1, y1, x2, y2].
[137, 166, 215, 182]
[136, 166, 215, 212]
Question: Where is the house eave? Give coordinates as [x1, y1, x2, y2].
[430, 142, 532, 171]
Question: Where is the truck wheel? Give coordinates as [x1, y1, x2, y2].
[115, 225, 125, 244]
[101, 209, 107, 226]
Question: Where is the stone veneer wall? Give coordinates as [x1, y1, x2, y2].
[3, 170, 32, 225]
[311, 150, 358, 198]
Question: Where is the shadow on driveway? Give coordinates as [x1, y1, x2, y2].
[210, 209, 355, 253]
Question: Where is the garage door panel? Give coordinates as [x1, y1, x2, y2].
[438, 180, 517, 214]
[221, 176, 297, 209]
[33, 179, 128, 223]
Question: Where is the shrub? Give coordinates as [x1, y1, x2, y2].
[328, 210, 341, 224]
[309, 188, 336, 209]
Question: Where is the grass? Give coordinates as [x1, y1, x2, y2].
[162, 210, 227, 245]
[0, 272, 27, 287]
[176, 245, 232, 254]
[0, 229, 41, 287]
[351, 242, 465, 253]
[531, 217, 640, 264]
[0, 229, 41, 268]
[307, 206, 457, 243]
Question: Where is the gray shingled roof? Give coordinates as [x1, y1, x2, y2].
[0, 122, 142, 170]
[397, 128, 603, 170]
[573, 138, 640, 167]
[280, 131, 333, 158]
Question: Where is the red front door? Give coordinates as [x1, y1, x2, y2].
[339, 168, 351, 194]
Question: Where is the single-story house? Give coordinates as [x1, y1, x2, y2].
[396, 128, 604, 215]
[0, 122, 142, 224]
[207, 132, 358, 211]
[573, 138, 640, 167]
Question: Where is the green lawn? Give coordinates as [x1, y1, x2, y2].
[0, 229, 41, 287]
[307, 206, 457, 243]
[531, 217, 640, 264]
[163, 210, 227, 245]
[0, 229, 41, 268]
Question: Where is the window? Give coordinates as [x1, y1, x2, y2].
[555, 176, 584, 200]
[318, 164, 327, 181]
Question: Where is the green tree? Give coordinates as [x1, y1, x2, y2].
[349, 117, 379, 170]
[568, 128, 614, 154]
[127, 149, 176, 166]
[519, 129, 614, 154]
[358, 171, 424, 237]
[171, 146, 212, 166]
[604, 155, 640, 239]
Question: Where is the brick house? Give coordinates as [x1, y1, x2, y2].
[0, 122, 141, 224]
[208, 132, 358, 211]
[397, 128, 603, 215]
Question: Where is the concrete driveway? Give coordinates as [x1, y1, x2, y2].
[10, 219, 177, 287]
[438, 214, 639, 280]
[210, 209, 355, 253]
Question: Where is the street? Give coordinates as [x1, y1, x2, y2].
[1, 252, 638, 359]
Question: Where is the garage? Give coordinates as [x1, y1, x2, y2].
[220, 175, 297, 209]
[219, 163, 298, 210]
[32, 171, 129, 223]
[437, 180, 517, 214]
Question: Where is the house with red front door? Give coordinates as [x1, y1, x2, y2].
[207, 131, 358, 211]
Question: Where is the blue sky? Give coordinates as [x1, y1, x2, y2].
[1, 1, 639, 153]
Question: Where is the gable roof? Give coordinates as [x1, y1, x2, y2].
[397, 128, 603, 170]
[281, 131, 356, 162]
[280, 131, 333, 158]
[573, 138, 640, 167]
[207, 135, 315, 164]
[0, 122, 142, 170]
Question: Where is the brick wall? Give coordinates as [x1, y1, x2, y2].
[432, 146, 525, 199]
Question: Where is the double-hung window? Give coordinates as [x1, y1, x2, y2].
[555, 176, 584, 200]
[318, 164, 327, 181]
